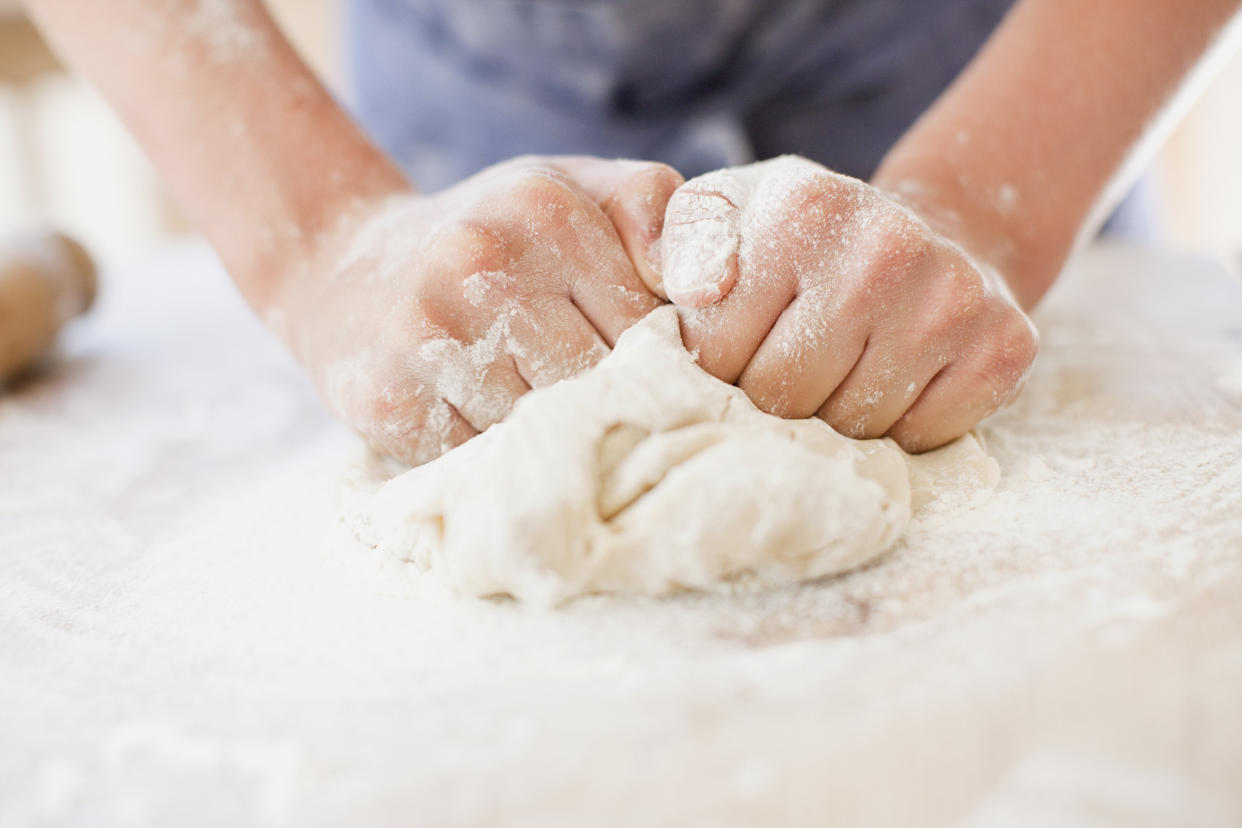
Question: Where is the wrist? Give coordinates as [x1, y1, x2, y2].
[235, 141, 411, 317]
[872, 162, 1069, 310]
[262, 185, 427, 361]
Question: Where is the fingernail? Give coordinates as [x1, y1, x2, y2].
[661, 169, 749, 306]
[662, 210, 739, 306]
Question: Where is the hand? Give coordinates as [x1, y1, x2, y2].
[275, 156, 682, 464]
[658, 156, 1038, 452]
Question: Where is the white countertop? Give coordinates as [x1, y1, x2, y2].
[1, 240, 1240, 826]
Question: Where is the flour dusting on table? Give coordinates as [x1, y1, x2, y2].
[2, 243, 1240, 826]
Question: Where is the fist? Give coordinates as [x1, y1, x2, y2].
[281, 156, 682, 464]
[659, 156, 1038, 452]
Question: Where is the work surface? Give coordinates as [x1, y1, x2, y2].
[2, 242, 1241, 827]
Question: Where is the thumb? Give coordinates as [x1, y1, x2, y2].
[660, 168, 750, 308]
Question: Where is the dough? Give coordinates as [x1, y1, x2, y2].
[364, 307, 997, 604]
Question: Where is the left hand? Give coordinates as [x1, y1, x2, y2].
[657, 156, 1039, 453]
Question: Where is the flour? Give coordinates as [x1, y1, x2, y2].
[461, 270, 511, 308]
[996, 183, 1020, 215]
[184, 0, 267, 62]
[1218, 357, 1242, 397]
[418, 314, 517, 429]
[3, 241, 1242, 825]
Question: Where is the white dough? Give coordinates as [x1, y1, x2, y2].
[364, 307, 997, 604]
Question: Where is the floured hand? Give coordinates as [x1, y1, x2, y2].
[659, 156, 1039, 453]
[276, 156, 680, 464]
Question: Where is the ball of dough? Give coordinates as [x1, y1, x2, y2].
[369, 307, 915, 604]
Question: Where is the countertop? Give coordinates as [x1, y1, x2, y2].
[1, 241, 1240, 827]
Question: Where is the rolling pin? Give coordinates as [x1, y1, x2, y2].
[0, 230, 97, 384]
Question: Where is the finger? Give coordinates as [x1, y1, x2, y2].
[374, 396, 481, 468]
[888, 321, 1037, 452]
[675, 209, 804, 383]
[547, 157, 684, 298]
[452, 357, 531, 432]
[414, 324, 532, 433]
[506, 296, 611, 388]
[443, 265, 602, 388]
[734, 285, 871, 419]
[670, 157, 860, 380]
[556, 201, 664, 346]
[315, 319, 486, 468]
[816, 335, 951, 440]
[883, 361, 1000, 453]
[677, 269, 798, 384]
[477, 162, 662, 346]
[661, 167, 751, 308]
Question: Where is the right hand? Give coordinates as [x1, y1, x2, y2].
[275, 156, 681, 465]
[657, 156, 1039, 453]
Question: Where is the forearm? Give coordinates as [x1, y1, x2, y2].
[24, 0, 409, 311]
[873, 0, 1242, 309]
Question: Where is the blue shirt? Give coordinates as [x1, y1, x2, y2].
[347, 0, 1016, 190]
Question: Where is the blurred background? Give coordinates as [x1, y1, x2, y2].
[1, 0, 1240, 271]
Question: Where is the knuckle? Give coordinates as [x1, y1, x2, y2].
[408, 286, 457, 336]
[923, 265, 988, 334]
[427, 219, 509, 280]
[977, 314, 1039, 403]
[899, 256, 983, 342]
[997, 314, 1040, 379]
[873, 220, 936, 274]
[502, 167, 579, 214]
[850, 221, 933, 297]
[627, 161, 684, 196]
[607, 162, 685, 234]
[757, 164, 838, 220]
[773, 168, 827, 200]
[321, 350, 425, 447]
[1009, 312, 1040, 357]
[760, 156, 832, 196]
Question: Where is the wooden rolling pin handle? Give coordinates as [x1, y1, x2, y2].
[0, 231, 98, 383]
